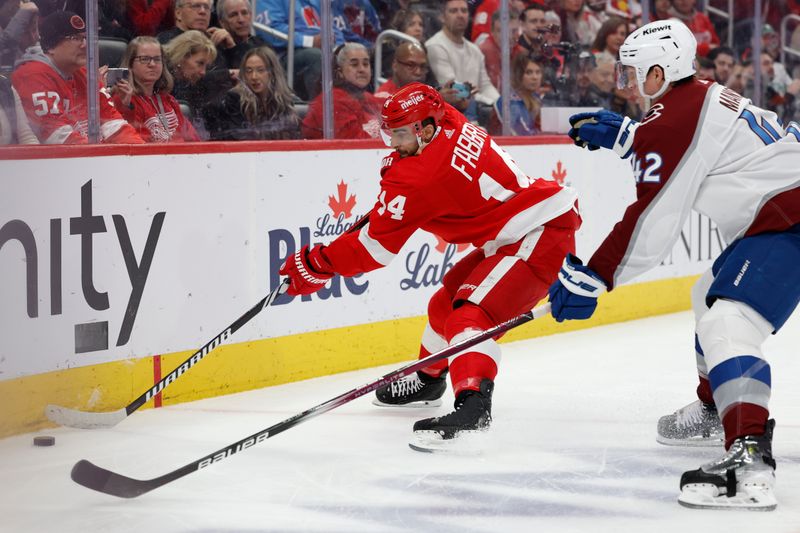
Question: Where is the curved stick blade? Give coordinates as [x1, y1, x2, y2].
[46, 404, 127, 429]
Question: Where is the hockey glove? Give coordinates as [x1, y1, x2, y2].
[279, 245, 334, 296]
[548, 254, 607, 322]
[568, 110, 638, 158]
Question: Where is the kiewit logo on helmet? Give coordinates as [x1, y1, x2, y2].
[400, 93, 424, 110]
[642, 24, 670, 35]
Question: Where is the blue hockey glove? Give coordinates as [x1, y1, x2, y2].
[548, 254, 607, 322]
[567, 110, 638, 158]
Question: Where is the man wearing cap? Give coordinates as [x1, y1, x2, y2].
[11, 11, 143, 143]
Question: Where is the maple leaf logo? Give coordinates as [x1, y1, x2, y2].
[328, 180, 357, 218]
[433, 234, 471, 254]
[552, 160, 567, 185]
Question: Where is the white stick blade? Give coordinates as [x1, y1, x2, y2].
[45, 404, 127, 429]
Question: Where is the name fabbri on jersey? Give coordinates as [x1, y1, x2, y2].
[451, 121, 488, 181]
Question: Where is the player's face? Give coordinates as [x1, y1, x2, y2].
[642, 66, 665, 97]
[340, 49, 371, 89]
[384, 124, 420, 158]
[244, 54, 269, 95]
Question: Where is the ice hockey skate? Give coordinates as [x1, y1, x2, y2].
[656, 399, 724, 446]
[372, 370, 447, 407]
[409, 378, 493, 453]
[678, 419, 777, 511]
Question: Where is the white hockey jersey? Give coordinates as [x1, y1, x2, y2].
[589, 79, 800, 289]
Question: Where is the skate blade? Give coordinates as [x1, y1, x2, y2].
[678, 484, 777, 511]
[371, 398, 443, 408]
[408, 429, 489, 455]
[656, 435, 724, 447]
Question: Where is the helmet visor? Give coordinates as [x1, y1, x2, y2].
[616, 62, 638, 91]
[380, 123, 417, 148]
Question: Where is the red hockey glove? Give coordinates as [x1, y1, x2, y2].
[279, 245, 335, 296]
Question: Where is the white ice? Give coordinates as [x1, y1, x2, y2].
[2, 310, 800, 533]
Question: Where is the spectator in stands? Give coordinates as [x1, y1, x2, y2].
[0, 72, 38, 144]
[379, 8, 425, 79]
[559, 0, 601, 47]
[390, 7, 425, 42]
[581, 51, 614, 108]
[565, 49, 597, 106]
[127, 0, 174, 36]
[302, 42, 381, 139]
[427, 0, 499, 121]
[708, 45, 736, 85]
[591, 16, 626, 61]
[255, 0, 345, 101]
[217, 0, 269, 68]
[0, 0, 38, 69]
[696, 55, 715, 81]
[518, 3, 548, 59]
[112, 36, 199, 143]
[211, 46, 300, 139]
[471, 0, 529, 45]
[653, 0, 671, 20]
[333, 0, 381, 48]
[375, 41, 429, 98]
[670, 0, 718, 56]
[12, 11, 143, 144]
[497, 53, 545, 135]
[164, 29, 218, 137]
[479, 10, 522, 90]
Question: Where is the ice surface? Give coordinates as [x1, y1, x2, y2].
[2, 310, 800, 532]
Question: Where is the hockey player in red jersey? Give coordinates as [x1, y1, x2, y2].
[280, 82, 580, 451]
[548, 19, 799, 510]
[11, 11, 143, 144]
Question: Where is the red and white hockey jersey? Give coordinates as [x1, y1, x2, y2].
[320, 104, 580, 276]
[12, 52, 143, 144]
[589, 79, 800, 290]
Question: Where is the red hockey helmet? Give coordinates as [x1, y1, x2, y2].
[380, 82, 445, 147]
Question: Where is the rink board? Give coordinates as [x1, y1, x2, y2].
[0, 139, 724, 437]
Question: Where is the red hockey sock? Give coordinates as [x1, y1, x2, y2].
[721, 404, 769, 449]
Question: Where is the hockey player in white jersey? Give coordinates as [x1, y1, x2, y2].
[547, 19, 799, 510]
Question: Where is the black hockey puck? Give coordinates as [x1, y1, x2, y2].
[33, 436, 55, 447]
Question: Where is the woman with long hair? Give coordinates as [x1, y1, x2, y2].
[163, 29, 218, 136]
[112, 35, 199, 142]
[211, 47, 300, 140]
[502, 53, 544, 135]
[302, 42, 382, 139]
[591, 16, 628, 61]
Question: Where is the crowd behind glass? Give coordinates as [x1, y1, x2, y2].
[1, 0, 799, 145]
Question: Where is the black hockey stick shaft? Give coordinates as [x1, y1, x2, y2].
[47, 280, 289, 429]
[126, 279, 289, 414]
[71, 303, 550, 498]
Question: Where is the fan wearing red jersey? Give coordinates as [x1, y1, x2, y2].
[280, 82, 580, 451]
[11, 11, 143, 144]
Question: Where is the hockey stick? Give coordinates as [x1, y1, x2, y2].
[46, 280, 290, 430]
[70, 302, 551, 498]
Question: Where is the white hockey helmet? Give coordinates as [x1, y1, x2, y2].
[617, 18, 697, 99]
